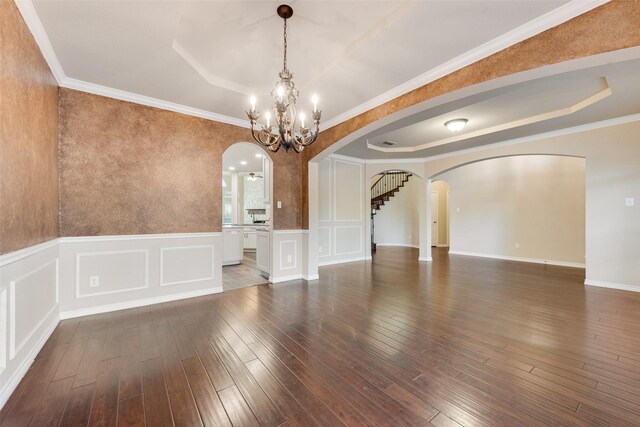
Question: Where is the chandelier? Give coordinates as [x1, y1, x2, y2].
[246, 4, 321, 153]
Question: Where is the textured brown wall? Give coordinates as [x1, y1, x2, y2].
[0, 1, 59, 255]
[59, 89, 302, 236]
[301, 0, 640, 228]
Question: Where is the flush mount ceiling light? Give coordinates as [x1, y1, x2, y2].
[228, 166, 235, 171]
[444, 118, 468, 132]
[255, 153, 263, 158]
[246, 4, 321, 153]
[240, 160, 247, 165]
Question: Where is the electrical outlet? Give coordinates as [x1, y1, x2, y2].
[287, 255, 292, 263]
[89, 276, 100, 287]
[515, 243, 520, 249]
[625, 197, 635, 207]
[319, 246, 323, 253]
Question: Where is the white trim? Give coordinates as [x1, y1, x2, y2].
[8, 259, 59, 360]
[59, 287, 223, 320]
[0, 288, 6, 375]
[328, 153, 366, 164]
[376, 243, 419, 249]
[0, 239, 58, 267]
[341, 112, 640, 165]
[365, 158, 426, 165]
[333, 226, 363, 256]
[13, 0, 66, 84]
[368, 82, 612, 153]
[418, 257, 433, 262]
[321, 0, 610, 130]
[159, 245, 215, 287]
[268, 274, 304, 284]
[272, 230, 308, 235]
[15, 0, 609, 133]
[75, 250, 149, 299]
[0, 312, 59, 410]
[318, 256, 368, 267]
[584, 279, 640, 293]
[59, 232, 221, 243]
[448, 251, 585, 268]
[436, 244, 450, 248]
[62, 78, 250, 128]
[426, 112, 640, 164]
[303, 274, 320, 281]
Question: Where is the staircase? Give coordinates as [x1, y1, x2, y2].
[371, 171, 412, 216]
[371, 171, 412, 253]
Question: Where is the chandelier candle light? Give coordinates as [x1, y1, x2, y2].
[246, 4, 321, 153]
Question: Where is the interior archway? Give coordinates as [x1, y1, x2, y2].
[220, 142, 274, 291]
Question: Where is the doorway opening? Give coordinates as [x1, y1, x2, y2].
[221, 142, 273, 291]
[431, 180, 450, 248]
[370, 170, 420, 255]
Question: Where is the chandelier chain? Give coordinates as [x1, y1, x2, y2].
[283, 18, 288, 71]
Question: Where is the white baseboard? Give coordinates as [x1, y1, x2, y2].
[584, 279, 639, 293]
[269, 274, 304, 284]
[318, 256, 367, 267]
[0, 313, 59, 409]
[448, 251, 585, 268]
[375, 243, 419, 249]
[418, 257, 433, 262]
[60, 287, 223, 319]
[436, 244, 450, 248]
[303, 274, 320, 281]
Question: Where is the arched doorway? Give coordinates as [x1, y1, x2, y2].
[221, 142, 273, 291]
[370, 170, 421, 254]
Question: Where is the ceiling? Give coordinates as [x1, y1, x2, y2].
[336, 57, 640, 159]
[29, 0, 591, 128]
[222, 144, 265, 173]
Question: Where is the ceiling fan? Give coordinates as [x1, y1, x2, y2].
[247, 172, 263, 181]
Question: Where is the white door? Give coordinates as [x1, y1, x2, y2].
[431, 192, 438, 246]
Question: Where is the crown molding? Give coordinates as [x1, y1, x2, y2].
[320, 0, 610, 131]
[16, 0, 608, 131]
[424, 112, 640, 163]
[62, 78, 251, 128]
[340, 112, 640, 164]
[14, 0, 66, 84]
[368, 79, 612, 153]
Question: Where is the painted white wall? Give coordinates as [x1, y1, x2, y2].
[440, 155, 585, 266]
[427, 119, 640, 291]
[0, 240, 59, 408]
[373, 174, 420, 247]
[317, 156, 368, 266]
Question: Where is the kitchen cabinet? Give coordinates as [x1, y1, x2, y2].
[256, 230, 270, 278]
[222, 227, 243, 266]
[243, 228, 257, 251]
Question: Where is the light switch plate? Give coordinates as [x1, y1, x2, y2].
[277, 201, 282, 208]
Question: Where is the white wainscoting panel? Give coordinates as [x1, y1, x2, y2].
[317, 155, 367, 267]
[10, 259, 59, 359]
[59, 233, 222, 318]
[334, 226, 363, 256]
[270, 231, 305, 283]
[0, 240, 59, 410]
[0, 288, 6, 375]
[161, 245, 214, 287]
[334, 159, 363, 222]
[318, 226, 331, 259]
[76, 250, 148, 298]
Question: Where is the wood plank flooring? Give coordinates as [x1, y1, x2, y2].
[3, 247, 640, 426]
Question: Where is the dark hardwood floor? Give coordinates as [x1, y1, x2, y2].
[3, 247, 640, 426]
